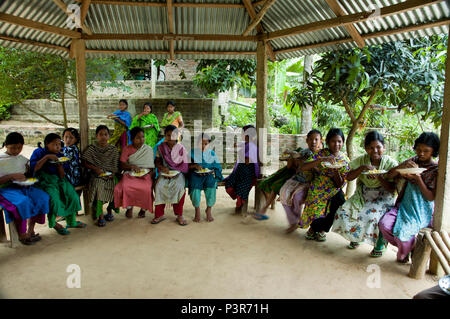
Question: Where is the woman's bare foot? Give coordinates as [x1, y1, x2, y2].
[125, 208, 133, 218]
[137, 209, 146, 218]
[205, 207, 214, 222]
[193, 208, 201, 222]
[177, 215, 187, 226]
[285, 224, 298, 234]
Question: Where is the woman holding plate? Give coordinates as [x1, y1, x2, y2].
[332, 131, 398, 255]
[188, 132, 223, 222]
[153, 125, 189, 226]
[378, 132, 440, 263]
[114, 127, 155, 219]
[130, 102, 160, 148]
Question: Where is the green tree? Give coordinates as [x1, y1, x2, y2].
[0, 48, 126, 127]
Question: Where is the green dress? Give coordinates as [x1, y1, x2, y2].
[257, 147, 302, 194]
[160, 111, 182, 128]
[130, 113, 160, 147]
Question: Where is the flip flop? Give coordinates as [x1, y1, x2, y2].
[253, 213, 269, 221]
[176, 217, 188, 226]
[97, 219, 106, 227]
[104, 213, 115, 222]
[66, 221, 87, 229]
[151, 216, 166, 224]
[55, 227, 70, 235]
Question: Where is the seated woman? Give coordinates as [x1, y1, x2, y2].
[332, 131, 398, 255]
[0, 132, 49, 245]
[153, 125, 189, 226]
[279, 129, 322, 232]
[224, 125, 261, 214]
[81, 125, 120, 227]
[378, 132, 440, 263]
[30, 133, 86, 235]
[188, 133, 223, 222]
[114, 127, 155, 219]
[298, 128, 350, 242]
[130, 102, 160, 148]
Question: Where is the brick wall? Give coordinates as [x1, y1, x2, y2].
[165, 60, 199, 81]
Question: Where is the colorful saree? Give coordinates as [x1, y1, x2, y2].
[130, 113, 160, 147]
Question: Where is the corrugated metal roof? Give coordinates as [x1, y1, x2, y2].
[0, 0, 448, 60]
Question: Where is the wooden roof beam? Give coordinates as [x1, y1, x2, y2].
[167, 0, 175, 59]
[274, 17, 450, 56]
[0, 13, 81, 38]
[80, 0, 91, 25]
[52, 0, 92, 35]
[82, 33, 257, 41]
[242, 0, 276, 61]
[242, 0, 276, 36]
[325, 0, 365, 48]
[73, 0, 245, 8]
[267, 0, 444, 41]
[0, 34, 70, 52]
[85, 49, 254, 56]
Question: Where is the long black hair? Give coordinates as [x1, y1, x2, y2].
[414, 132, 440, 157]
[38, 133, 61, 148]
[325, 128, 345, 144]
[130, 127, 144, 141]
[2, 132, 24, 148]
[364, 130, 385, 147]
[62, 127, 80, 145]
[96, 125, 110, 135]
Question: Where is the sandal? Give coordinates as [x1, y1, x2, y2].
[19, 237, 36, 245]
[151, 216, 166, 224]
[176, 216, 187, 226]
[316, 231, 327, 242]
[305, 228, 316, 240]
[66, 221, 87, 229]
[97, 218, 106, 227]
[253, 213, 269, 221]
[397, 253, 411, 264]
[369, 245, 387, 258]
[30, 234, 42, 242]
[347, 242, 361, 249]
[104, 213, 115, 222]
[137, 210, 146, 218]
[55, 227, 70, 235]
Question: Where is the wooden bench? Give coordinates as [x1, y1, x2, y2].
[409, 228, 450, 279]
[0, 208, 19, 248]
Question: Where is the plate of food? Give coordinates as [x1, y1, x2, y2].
[362, 169, 388, 175]
[396, 167, 427, 175]
[322, 161, 347, 169]
[161, 170, 180, 178]
[439, 275, 450, 295]
[143, 124, 154, 129]
[13, 178, 38, 186]
[99, 171, 112, 177]
[49, 156, 70, 164]
[130, 169, 150, 177]
[196, 168, 212, 174]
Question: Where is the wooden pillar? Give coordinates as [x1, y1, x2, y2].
[429, 34, 450, 276]
[72, 39, 89, 151]
[254, 40, 268, 212]
[151, 59, 156, 97]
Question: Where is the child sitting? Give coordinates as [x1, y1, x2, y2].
[62, 127, 81, 187]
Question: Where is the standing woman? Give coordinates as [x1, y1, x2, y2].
[298, 128, 350, 242]
[160, 101, 184, 130]
[332, 131, 398, 254]
[81, 125, 120, 227]
[224, 125, 261, 214]
[130, 102, 160, 148]
[153, 125, 189, 226]
[114, 127, 155, 219]
[378, 132, 440, 263]
[107, 99, 132, 152]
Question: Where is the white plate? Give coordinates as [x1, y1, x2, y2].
[439, 275, 450, 295]
[195, 168, 212, 174]
[322, 161, 347, 169]
[130, 169, 150, 177]
[99, 171, 112, 177]
[49, 157, 70, 164]
[362, 169, 388, 175]
[143, 125, 153, 128]
[13, 178, 38, 186]
[397, 168, 427, 175]
[161, 170, 180, 177]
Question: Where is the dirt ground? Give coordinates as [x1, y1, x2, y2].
[0, 146, 440, 299]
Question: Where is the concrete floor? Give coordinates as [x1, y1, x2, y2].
[0, 145, 440, 298]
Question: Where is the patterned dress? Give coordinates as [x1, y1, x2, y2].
[298, 149, 350, 229]
[332, 154, 398, 246]
[62, 144, 81, 186]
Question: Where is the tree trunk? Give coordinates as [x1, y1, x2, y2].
[300, 55, 313, 134]
[61, 85, 68, 128]
[20, 103, 64, 127]
[345, 120, 358, 197]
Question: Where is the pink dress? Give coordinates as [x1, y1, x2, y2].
[114, 145, 153, 212]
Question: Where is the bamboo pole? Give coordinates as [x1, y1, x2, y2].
[425, 231, 450, 274]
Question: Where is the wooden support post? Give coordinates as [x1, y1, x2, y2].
[72, 39, 89, 151]
[0, 209, 7, 243]
[151, 59, 156, 97]
[409, 230, 432, 279]
[255, 40, 268, 211]
[429, 33, 450, 276]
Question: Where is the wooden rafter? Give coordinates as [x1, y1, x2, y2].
[73, 0, 264, 8]
[85, 49, 254, 56]
[82, 33, 257, 41]
[242, 0, 276, 36]
[0, 34, 69, 52]
[274, 17, 450, 56]
[52, 0, 92, 35]
[242, 0, 276, 61]
[80, 0, 91, 25]
[266, 0, 444, 41]
[167, 0, 174, 59]
[325, 0, 364, 48]
[0, 13, 81, 38]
